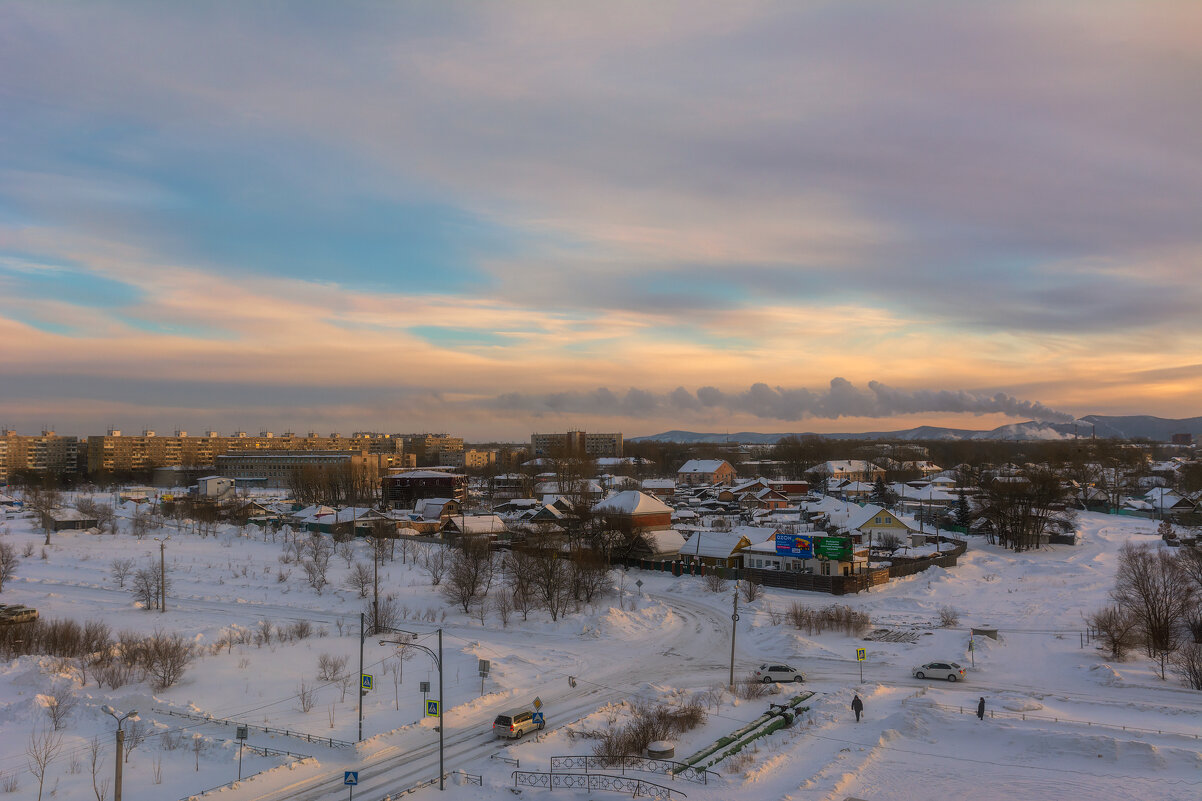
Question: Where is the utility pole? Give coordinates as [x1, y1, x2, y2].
[378, 628, 445, 790]
[154, 536, 170, 612]
[358, 612, 365, 742]
[729, 581, 739, 689]
[104, 706, 136, 801]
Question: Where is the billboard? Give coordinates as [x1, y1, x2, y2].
[816, 536, 853, 561]
[775, 533, 813, 558]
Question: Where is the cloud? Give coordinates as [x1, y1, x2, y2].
[483, 378, 1075, 423]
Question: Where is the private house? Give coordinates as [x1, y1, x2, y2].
[441, 514, 508, 540]
[640, 478, 677, 501]
[42, 507, 99, 532]
[677, 530, 753, 568]
[841, 504, 919, 542]
[382, 469, 466, 509]
[807, 460, 885, 485]
[591, 490, 674, 531]
[676, 459, 737, 486]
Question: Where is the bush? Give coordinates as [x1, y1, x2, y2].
[142, 631, 194, 690]
[704, 572, 728, 593]
[740, 581, 762, 603]
[593, 699, 707, 760]
[938, 606, 960, 628]
[784, 602, 870, 635]
[316, 653, 349, 682]
[1088, 605, 1141, 661]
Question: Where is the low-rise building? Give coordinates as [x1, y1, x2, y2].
[676, 459, 736, 486]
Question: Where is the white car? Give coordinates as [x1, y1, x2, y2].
[913, 661, 966, 682]
[754, 663, 805, 683]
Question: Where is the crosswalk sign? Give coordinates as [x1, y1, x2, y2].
[856, 648, 866, 662]
[426, 699, 439, 717]
[360, 674, 373, 691]
[344, 771, 359, 786]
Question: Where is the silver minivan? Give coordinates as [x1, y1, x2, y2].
[493, 707, 543, 739]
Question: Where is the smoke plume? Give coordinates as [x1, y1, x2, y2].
[487, 378, 1074, 423]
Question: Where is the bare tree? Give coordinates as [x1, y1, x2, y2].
[1089, 605, 1141, 661]
[442, 536, 493, 613]
[346, 562, 373, 598]
[109, 558, 135, 589]
[89, 736, 110, 801]
[26, 726, 63, 801]
[740, 581, 763, 603]
[1170, 642, 1202, 690]
[0, 541, 17, 592]
[316, 653, 350, 682]
[703, 572, 728, 593]
[301, 535, 334, 593]
[41, 683, 77, 730]
[421, 545, 449, 586]
[1112, 543, 1194, 678]
[143, 631, 194, 689]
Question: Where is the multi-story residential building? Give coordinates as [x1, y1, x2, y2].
[382, 469, 467, 509]
[85, 430, 412, 474]
[215, 450, 406, 488]
[399, 434, 464, 466]
[530, 431, 623, 459]
[1, 430, 80, 478]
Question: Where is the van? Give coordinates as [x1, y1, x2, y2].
[492, 706, 542, 739]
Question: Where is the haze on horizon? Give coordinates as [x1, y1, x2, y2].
[2, 1, 1200, 441]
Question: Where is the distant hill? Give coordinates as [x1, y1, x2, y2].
[629, 415, 1202, 444]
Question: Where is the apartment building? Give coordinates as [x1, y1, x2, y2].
[85, 430, 412, 474]
[1, 430, 81, 478]
[215, 450, 404, 488]
[530, 431, 624, 459]
[399, 434, 464, 465]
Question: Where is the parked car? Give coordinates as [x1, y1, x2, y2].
[493, 706, 543, 739]
[913, 661, 966, 682]
[755, 663, 805, 683]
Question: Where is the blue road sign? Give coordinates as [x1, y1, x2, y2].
[360, 674, 373, 691]
[532, 711, 544, 726]
[344, 771, 359, 786]
[426, 699, 440, 717]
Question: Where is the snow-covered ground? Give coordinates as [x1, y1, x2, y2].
[0, 502, 1198, 801]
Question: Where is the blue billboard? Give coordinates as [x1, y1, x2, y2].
[774, 533, 813, 558]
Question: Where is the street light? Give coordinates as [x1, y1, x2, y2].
[153, 535, 170, 612]
[379, 628, 444, 790]
[103, 705, 137, 801]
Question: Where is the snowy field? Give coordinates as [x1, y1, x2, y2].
[0, 501, 1199, 801]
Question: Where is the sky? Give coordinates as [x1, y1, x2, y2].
[1, 1, 1200, 441]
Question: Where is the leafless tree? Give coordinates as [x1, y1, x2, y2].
[975, 468, 1074, 552]
[527, 530, 573, 621]
[0, 541, 17, 592]
[492, 588, 513, 627]
[301, 535, 334, 593]
[316, 653, 349, 682]
[1112, 542, 1195, 677]
[505, 549, 537, 621]
[346, 562, 373, 598]
[130, 561, 169, 610]
[740, 581, 763, 603]
[938, 606, 960, 628]
[1170, 642, 1202, 690]
[421, 544, 449, 586]
[365, 595, 401, 634]
[89, 736, 109, 801]
[41, 683, 77, 730]
[26, 726, 62, 801]
[1089, 605, 1141, 661]
[143, 630, 194, 689]
[297, 680, 316, 713]
[442, 536, 493, 613]
[109, 558, 134, 589]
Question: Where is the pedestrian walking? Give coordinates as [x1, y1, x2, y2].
[976, 697, 986, 720]
[851, 694, 864, 722]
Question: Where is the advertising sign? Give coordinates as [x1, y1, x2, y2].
[774, 533, 814, 558]
[815, 536, 852, 561]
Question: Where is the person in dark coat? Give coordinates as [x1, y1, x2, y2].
[976, 697, 986, 720]
[851, 694, 864, 722]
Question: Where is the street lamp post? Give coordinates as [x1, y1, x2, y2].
[103, 706, 137, 801]
[153, 536, 170, 612]
[379, 628, 444, 790]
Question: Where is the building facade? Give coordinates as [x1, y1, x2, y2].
[1, 431, 80, 479]
[530, 431, 624, 459]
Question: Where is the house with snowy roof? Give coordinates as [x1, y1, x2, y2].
[677, 529, 753, 568]
[640, 478, 677, 501]
[592, 490, 673, 530]
[806, 460, 885, 484]
[676, 459, 736, 486]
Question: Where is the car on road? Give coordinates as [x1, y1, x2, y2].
[913, 661, 966, 682]
[754, 663, 805, 683]
[493, 706, 543, 739]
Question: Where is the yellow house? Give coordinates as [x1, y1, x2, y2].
[844, 504, 917, 540]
